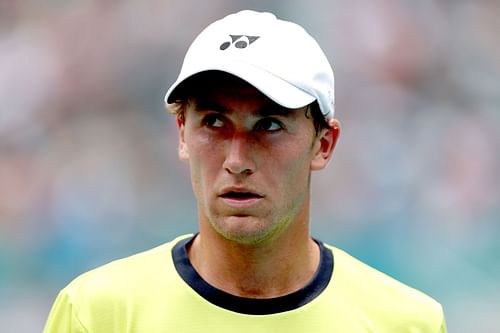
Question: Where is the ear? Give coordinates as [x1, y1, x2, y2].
[310, 119, 340, 171]
[177, 117, 189, 161]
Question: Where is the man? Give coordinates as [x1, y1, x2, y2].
[44, 10, 447, 332]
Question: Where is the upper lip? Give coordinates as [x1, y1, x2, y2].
[219, 186, 264, 198]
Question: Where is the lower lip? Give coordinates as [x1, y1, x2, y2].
[220, 197, 262, 208]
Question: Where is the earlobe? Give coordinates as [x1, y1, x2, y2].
[179, 141, 189, 161]
[177, 119, 189, 161]
[310, 119, 340, 171]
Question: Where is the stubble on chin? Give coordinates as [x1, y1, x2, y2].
[208, 212, 295, 246]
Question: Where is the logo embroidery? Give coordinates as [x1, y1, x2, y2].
[220, 35, 260, 50]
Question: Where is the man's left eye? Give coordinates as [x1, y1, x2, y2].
[203, 114, 225, 128]
[256, 118, 283, 132]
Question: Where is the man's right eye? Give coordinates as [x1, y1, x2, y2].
[203, 114, 225, 128]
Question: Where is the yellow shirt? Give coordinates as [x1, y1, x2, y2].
[44, 234, 447, 332]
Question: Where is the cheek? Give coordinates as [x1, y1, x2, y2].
[186, 135, 223, 187]
[267, 143, 313, 190]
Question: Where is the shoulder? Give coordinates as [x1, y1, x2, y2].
[44, 235, 193, 332]
[325, 244, 445, 332]
[62, 234, 191, 303]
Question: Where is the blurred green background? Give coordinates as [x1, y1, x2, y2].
[1, 1, 499, 332]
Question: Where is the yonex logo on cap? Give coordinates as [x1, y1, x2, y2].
[220, 35, 260, 50]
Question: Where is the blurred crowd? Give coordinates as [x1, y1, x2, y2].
[0, 1, 499, 332]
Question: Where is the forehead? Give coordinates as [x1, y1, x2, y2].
[195, 83, 275, 111]
[178, 71, 285, 110]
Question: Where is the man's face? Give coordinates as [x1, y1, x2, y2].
[177, 78, 336, 245]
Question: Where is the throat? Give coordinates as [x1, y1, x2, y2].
[188, 233, 320, 298]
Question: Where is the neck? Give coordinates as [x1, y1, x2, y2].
[188, 221, 320, 299]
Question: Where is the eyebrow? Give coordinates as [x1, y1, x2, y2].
[193, 98, 295, 117]
[259, 104, 294, 117]
[193, 99, 226, 113]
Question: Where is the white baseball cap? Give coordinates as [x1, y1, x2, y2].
[164, 10, 335, 119]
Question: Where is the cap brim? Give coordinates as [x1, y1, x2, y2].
[165, 60, 315, 109]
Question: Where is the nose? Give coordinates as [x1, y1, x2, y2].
[223, 133, 256, 175]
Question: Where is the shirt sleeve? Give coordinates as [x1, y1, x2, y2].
[438, 314, 447, 333]
[43, 289, 88, 333]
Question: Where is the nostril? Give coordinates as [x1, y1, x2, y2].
[223, 154, 254, 175]
[224, 166, 253, 175]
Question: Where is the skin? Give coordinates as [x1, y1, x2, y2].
[176, 77, 340, 298]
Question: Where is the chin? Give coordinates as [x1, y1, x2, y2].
[211, 215, 285, 246]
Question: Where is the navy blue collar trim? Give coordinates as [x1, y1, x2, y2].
[172, 235, 334, 315]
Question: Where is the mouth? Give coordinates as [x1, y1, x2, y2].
[220, 191, 263, 200]
[219, 188, 264, 208]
